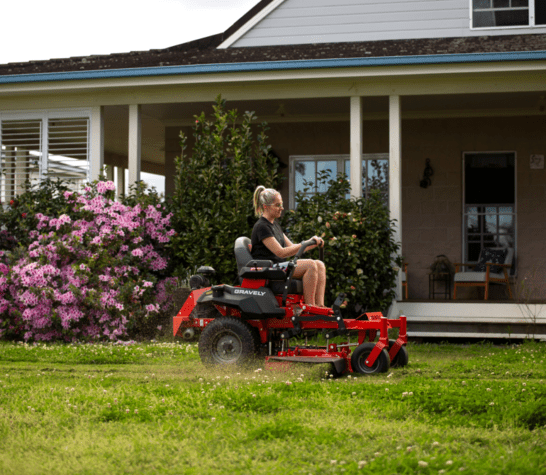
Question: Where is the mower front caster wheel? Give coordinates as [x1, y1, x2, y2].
[388, 340, 409, 368]
[351, 343, 390, 374]
[199, 317, 258, 367]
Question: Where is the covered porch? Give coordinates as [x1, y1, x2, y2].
[2, 55, 546, 338]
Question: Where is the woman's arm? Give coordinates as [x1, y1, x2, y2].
[263, 234, 324, 259]
[286, 234, 324, 251]
[262, 236, 301, 259]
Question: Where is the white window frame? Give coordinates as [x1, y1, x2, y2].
[462, 151, 517, 274]
[0, 108, 91, 198]
[469, 0, 546, 30]
[289, 153, 389, 209]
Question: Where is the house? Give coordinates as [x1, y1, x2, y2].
[1, 0, 545, 339]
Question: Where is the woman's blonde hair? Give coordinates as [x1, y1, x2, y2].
[253, 186, 279, 216]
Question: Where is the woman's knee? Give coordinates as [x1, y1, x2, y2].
[316, 260, 326, 276]
[306, 260, 318, 274]
[300, 260, 318, 277]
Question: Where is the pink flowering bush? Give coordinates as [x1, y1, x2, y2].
[0, 180, 177, 342]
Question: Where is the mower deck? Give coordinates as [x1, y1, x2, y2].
[173, 288, 407, 374]
[266, 356, 347, 374]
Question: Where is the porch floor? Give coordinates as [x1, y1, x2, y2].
[401, 299, 546, 304]
[390, 300, 546, 339]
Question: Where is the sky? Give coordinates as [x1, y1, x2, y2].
[1, 1, 263, 194]
[1, 0, 262, 65]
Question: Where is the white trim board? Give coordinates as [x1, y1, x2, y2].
[218, 0, 288, 49]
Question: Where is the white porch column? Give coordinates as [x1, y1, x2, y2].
[128, 104, 141, 186]
[89, 106, 104, 181]
[349, 96, 363, 198]
[116, 166, 125, 198]
[389, 95, 402, 300]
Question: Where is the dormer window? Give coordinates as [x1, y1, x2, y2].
[472, 0, 546, 28]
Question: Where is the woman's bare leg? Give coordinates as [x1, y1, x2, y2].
[293, 259, 318, 305]
[315, 260, 327, 307]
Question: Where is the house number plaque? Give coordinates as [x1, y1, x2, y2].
[530, 154, 544, 169]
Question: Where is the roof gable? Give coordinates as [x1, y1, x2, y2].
[221, 0, 546, 48]
[219, 0, 287, 48]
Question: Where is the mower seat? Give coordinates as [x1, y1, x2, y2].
[234, 237, 303, 295]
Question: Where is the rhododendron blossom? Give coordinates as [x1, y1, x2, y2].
[0, 180, 177, 342]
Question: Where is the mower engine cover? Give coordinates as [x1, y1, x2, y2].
[198, 284, 285, 319]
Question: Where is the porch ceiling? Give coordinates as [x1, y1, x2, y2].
[103, 90, 546, 167]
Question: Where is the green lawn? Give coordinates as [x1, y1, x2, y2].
[0, 340, 545, 474]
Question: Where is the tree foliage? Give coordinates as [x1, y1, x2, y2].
[168, 96, 281, 283]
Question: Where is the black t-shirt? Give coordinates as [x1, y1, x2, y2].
[251, 217, 286, 264]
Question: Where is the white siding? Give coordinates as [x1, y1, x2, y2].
[231, 0, 546, 47]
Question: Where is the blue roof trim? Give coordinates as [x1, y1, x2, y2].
[1, 50, 546, 84]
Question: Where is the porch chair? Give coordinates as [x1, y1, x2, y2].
[401, 263, 408, 300]
[453, 247, 514, 300]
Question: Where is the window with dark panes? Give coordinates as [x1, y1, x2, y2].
[463, 152, 516, 274]
[472, 0, 529, 27]
[290, 154, 388, 208]
[536, 0, 546, 24]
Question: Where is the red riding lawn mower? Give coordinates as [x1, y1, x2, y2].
[173, 237, 408, 375]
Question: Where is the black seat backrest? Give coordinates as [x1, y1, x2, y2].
[234, 236, 303, 294]
[234, 237, 253, 273]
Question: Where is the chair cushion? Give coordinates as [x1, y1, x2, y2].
[473, 248, 507, 274]
[455, 271, 505, 283]
[401, 272, 406, 282]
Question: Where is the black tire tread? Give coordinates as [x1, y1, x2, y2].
[351, 342, 390, 374]
[198, 317, 259, 366]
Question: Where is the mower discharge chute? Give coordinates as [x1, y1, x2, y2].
[173, 237, 408, 375]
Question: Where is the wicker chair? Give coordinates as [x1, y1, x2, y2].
[453, 247, 514, 300]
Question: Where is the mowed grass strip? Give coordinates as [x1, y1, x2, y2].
[0, 340, 545, 475]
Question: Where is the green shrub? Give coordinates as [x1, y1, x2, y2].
[168, 95, 281, 283]
[284, 172, 401, 315]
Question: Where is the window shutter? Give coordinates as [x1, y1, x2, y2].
[0, 119, 42, 203]
[46, 117, 90, 187]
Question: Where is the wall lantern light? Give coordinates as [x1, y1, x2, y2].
[419, 158, 434, 188]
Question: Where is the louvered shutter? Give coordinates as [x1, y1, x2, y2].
[0, 119, 42, 203]
[46, 117, 90, 186]
[0, 111, 90, 202]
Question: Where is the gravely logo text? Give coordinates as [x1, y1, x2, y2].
[234, 289, 266, 296]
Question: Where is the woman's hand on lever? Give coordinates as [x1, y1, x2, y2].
[306, 235, 324, 251]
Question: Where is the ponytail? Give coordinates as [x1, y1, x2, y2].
[253, 186, 279, 217]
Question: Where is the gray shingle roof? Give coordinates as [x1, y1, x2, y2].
[2, 16, 546, 76]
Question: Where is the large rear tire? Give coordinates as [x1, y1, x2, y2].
[351, 343, 390, 374]
[199, 317, 259, 367]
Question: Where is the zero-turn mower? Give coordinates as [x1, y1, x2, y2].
[173, 237, 408, 375]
